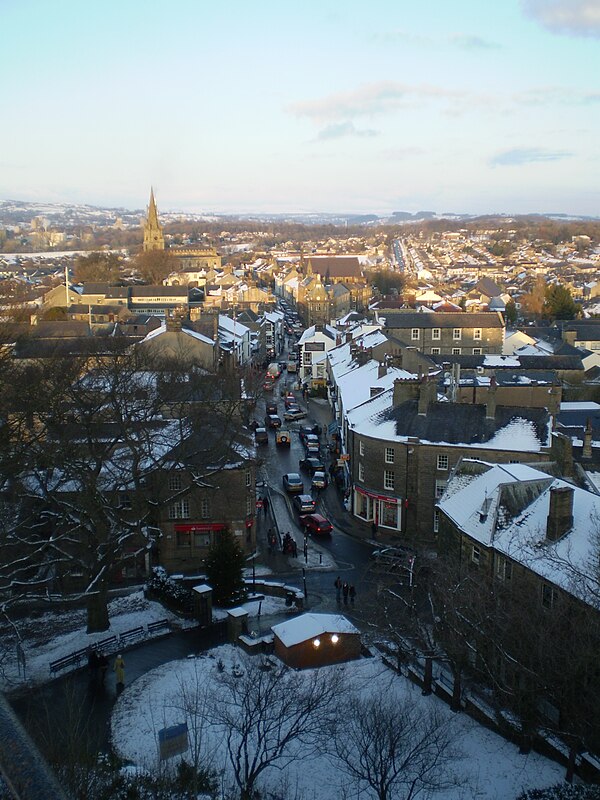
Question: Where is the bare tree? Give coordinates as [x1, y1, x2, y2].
[208, 655, 343, 800]
[330, 694, 462, 800]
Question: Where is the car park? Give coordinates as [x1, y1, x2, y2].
[254, 427, 268, 445]
[300, 513, 333, 535]
[293, 494, 316, 515]
[265, 414, 282, 429]
[284, 408, 307, 421]
[283, 472, 304, 493]
[299, 456, 325, 474]
[276, 429, 291, 446]
[311, 471, 328, 490]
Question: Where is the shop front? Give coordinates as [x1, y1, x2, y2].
[353, 487, 403, 531]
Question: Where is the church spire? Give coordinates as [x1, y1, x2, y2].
[143, 186, 165, 252]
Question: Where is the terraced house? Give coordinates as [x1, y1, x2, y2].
[378, 311, 505, 356]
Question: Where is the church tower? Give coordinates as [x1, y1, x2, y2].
[143, 187, 165, 252]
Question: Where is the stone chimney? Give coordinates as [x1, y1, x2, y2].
[418, 375, 436, 416]
[378, 362, 388, 379]
[356, 347, 372, 367]
[583, 418, 593, 460]
[547, 380, 562, 417]
[165, 310, 183, 332]
[315, 323, 324, 333]
[393, 377, 421, 408]
[546, 485, 574, 541]
[486, 375, 497, 420]
[346, 331, 353, 343]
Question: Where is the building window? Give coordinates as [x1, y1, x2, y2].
[496, 556, 513, 581]
[245, 469, 252, 487]
[433, 509, 440, 533]
[474, 328, 482, 340]
[453, 328, 461, 340]
[385, 447, 394, 464]
[384, 470, 395, 490]
[437, 454, 449, 470]
[200, 499, 210, 519]
[472, 348, 482, 355]
[435, 479, 447, 499]
[380, 500, 399, 529]
[431, 347, 441, 355]
[411, 328, 420, 340]
[542, 583, 557, 609]
[432, 328, 441, 340]
[471, 545, 481, 565]
[359, 441, 365, 457]
[193, 532, 211, 548]
[168, 473, 182, 491]
[452, 348, 461, 355]
[358, 463, 364, 482]
[176, 531, 191, 548]
[169, 499, 190, 519]
[119, 492, 132, 510]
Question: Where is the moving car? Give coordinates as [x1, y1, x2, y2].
[303, 434, 320, 454]
[300, 513, 333, 535]
[284, 408, 307, 421]
[282, 472, 304, 493]
[266, 401, 278, 415]
[299, 456, 325, 474]
[254, 427, 268, 445]
[284, 394, 297, 409]
[265, 414, 282, 429]
[299, 424, 321, 441]
[276, 429, 291, 447]
[263, 379, 274, 392]
[311, 471, 328, 490]
[267, 362, 281, 379]
[293, 494, 316, 515]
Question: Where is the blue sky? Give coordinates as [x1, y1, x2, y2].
[1, 0, 599, 215]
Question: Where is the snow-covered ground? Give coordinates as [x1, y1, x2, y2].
[111, 644, 565, 800]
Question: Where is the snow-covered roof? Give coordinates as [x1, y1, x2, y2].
[560, 401, 600, 412]
[336, 362, 414, 415]
[298, 324, 337, 345]
[219, 314, 250, 339]
[271, 613, 359, 647]
[438, 461, 600, 609]
[140, 323, 214, 347]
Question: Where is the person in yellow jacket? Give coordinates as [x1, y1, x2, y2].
[114, 654, 125, 693]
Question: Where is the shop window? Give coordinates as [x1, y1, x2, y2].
[380, 501, 399, 529]
[193, 532, 211, 548]
[176, 531, 191, 548]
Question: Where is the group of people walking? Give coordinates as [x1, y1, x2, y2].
[88, 648, 126, 694]
[334, 576, 355, 605]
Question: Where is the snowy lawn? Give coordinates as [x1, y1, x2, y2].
[111, 644, 564, 800]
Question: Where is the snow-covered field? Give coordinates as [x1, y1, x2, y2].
[111, 644, 564, 800]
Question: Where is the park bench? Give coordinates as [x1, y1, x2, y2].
[147, 619, 170, 636]
[49, 646, 89, 675]
[95, 634, 118, 654]
[118, 625, 144, 647]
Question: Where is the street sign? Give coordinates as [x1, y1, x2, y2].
[158, 722, 188, 760]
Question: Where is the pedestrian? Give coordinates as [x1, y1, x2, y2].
[292, 538, 298, 558]
[334, 576, 342, 603]
[263, 495, 269, 515]
[267, 528, 273, 554]
[349, 584, 356, 605]
[114, 653, 125, 694]
[342, 582, 349, 605]
[97, 651, 108, 685]
[371, 520, 378, 539]
[87, 647, 99, 683]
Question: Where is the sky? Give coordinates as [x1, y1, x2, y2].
[1, 0, 599, 216]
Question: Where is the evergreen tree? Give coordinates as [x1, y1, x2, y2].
[505, 299, 518, 326]
[542, 284, 579, 321]
[204, 529, 246, 606]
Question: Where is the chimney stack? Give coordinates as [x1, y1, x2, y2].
[546, 485, 574, 541]
[346, 331, 353, 343]
[378, 362, 388, 379]
[583, 418, 593, 460]
[393, 377, 420, 408]
[418, 375, 436, 416]
[486, 375, 497, 420]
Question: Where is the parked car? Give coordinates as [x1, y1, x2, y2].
[284, 394, 297, 409]
[266, 401, 278, 415]
[263, 379, 274, 392]
[254, 427, 268, 445]
[267, 362, 281, 379]
[265, 414, 282, 429]
[283, 473, 304, 493]
[300, 513, 333, 535]
[293, 494, 316, 515]
[276, 429, 291, 446]
[284, 408, 307, 421]
[311, 471, 328, 490]
[371, 546, 415, 573]
[299, 456, 325, 474]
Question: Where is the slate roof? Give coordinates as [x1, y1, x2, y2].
[307, 256, 362, 279]
[383, 400, 549, 447]
[430, 353, 584, 371]
[475, 276, 503, 297]
[130, 285, 189, 298]
[382, 311, 504, 329]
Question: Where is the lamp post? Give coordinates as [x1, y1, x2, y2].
[302, 567, 307, 601]
[252, 554, 256, 590]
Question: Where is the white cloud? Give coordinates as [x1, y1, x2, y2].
[288, 81, 462, 123]
[522, 0, 600, 37]
[315, 122, 379, 141]
[489, 147, 574, 166]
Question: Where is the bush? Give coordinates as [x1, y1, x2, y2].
[144, 567, 192, 613]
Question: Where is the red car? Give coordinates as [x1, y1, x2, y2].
[300, 513, 333, 535]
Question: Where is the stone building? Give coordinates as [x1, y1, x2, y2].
[143, 187, 165, 252]
[346, 376, 551, 545]
[378, 311, 505, 356]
